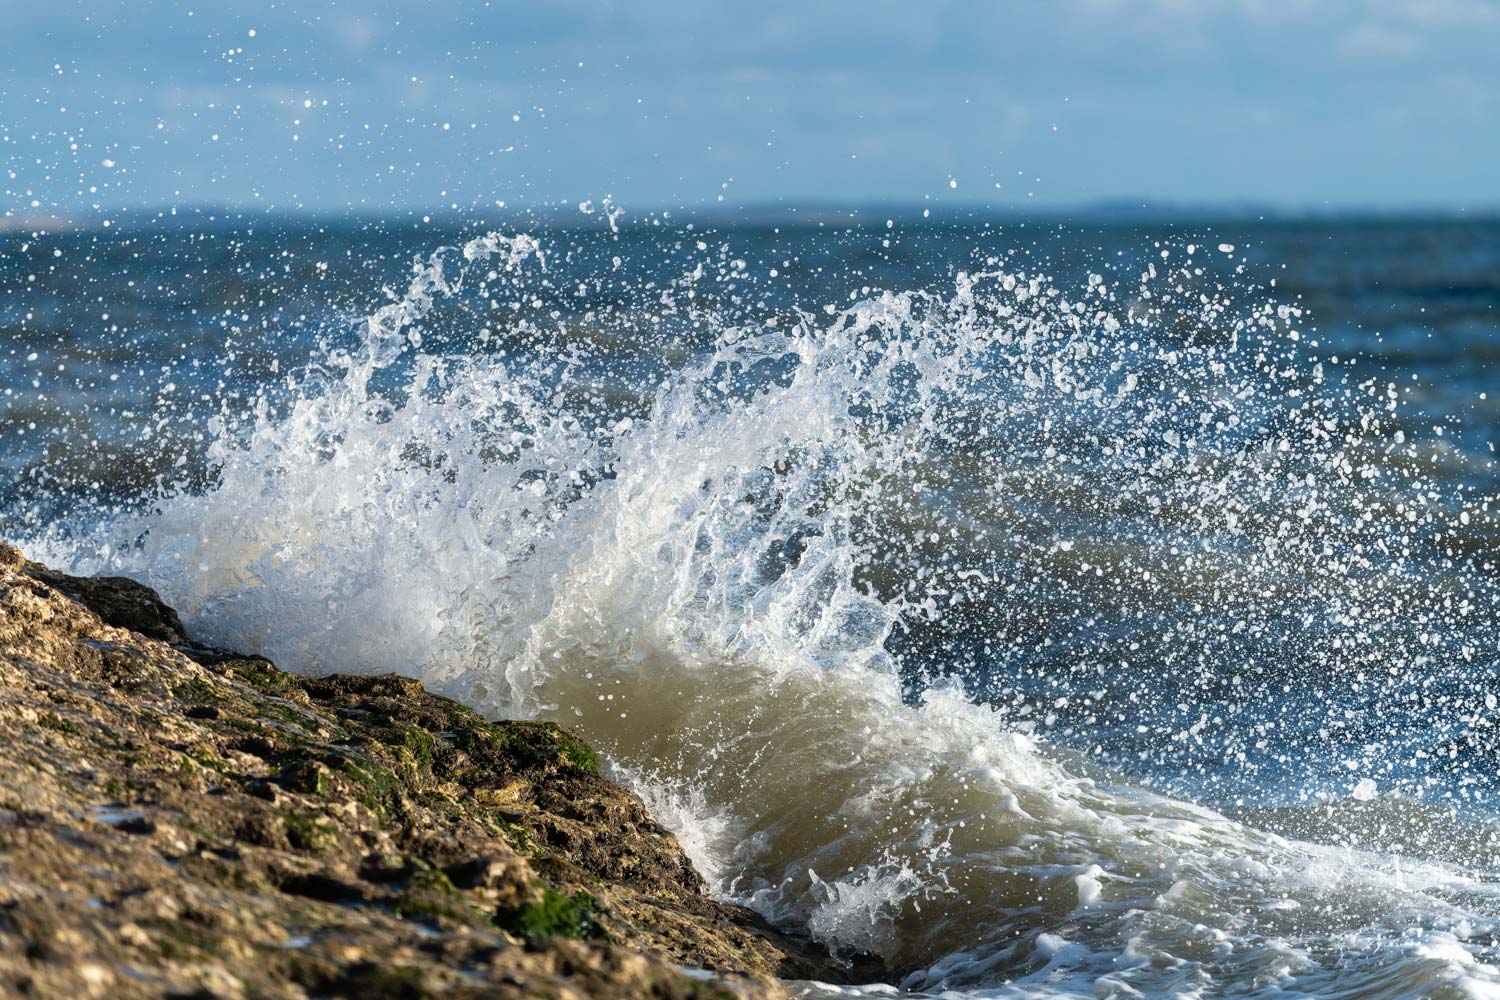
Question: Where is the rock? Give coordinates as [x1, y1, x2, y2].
[0, 543, 863, 998]
[445, 855, 518, 891]
[21, 562, 186, 644]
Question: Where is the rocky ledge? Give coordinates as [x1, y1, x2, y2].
[0, 543, 854, 999]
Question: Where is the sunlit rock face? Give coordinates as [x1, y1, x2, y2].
[0, 541, 861, 999]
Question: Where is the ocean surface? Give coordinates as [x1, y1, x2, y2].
[5, 211, 1500, 996]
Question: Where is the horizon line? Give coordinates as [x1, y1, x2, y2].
[4, 198, 1499, 233]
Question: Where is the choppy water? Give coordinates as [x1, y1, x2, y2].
[5, 212, 1500, 997]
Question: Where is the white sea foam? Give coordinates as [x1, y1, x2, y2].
[44, 230, 1500, 996]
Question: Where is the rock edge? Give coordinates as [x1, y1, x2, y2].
[0, 541, 860, 999]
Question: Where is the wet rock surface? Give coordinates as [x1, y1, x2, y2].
[0, 542, 856, 999]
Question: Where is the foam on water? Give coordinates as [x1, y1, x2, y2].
[37, 230, 1500, 996]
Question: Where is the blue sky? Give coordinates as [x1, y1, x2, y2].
[2, 0, 1497, 217]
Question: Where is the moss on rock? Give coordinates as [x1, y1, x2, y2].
[498, 887, 606, 945]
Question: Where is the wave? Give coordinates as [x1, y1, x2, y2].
[36, 230, 1500, 996]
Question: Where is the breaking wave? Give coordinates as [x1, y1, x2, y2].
[37, 229, 1500, 997]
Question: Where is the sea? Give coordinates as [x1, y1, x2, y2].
[4, 209, 1500, 997]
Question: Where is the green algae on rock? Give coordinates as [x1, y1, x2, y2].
[0, 541, 860, 999]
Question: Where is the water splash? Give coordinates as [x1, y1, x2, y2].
[38, 228, 1500, 996]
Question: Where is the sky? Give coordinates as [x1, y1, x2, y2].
[2, 0, 1497, 218]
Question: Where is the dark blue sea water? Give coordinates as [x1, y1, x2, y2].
[6, 213, 1497, 495]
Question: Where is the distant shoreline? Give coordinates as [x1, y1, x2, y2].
[5, 201, 1499, 236]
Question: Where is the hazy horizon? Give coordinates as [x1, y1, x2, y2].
[6, 196, 1499, 235]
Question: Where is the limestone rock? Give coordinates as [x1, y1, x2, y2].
[0, 542, 860, 998]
